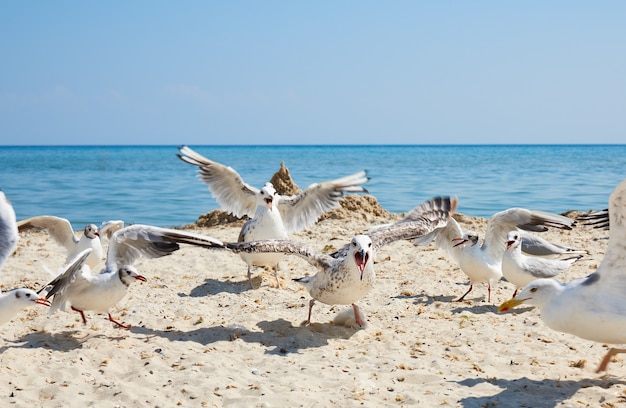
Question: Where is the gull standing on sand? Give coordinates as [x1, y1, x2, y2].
[17, 216, 124, 269]
[499, 178, 626, 373]
[0, 191, 51, 324]
[227, 196, 457, 328]
[177, 145, 369, 288]
[40, 224, 225, 329]
[414, 207, 576, 302]
[501, 230, 583, 297]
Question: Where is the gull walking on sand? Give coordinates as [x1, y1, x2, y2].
[499, 178, 626, 373]
[177, 145, 369, 288]
[227, 196, 457, 328]
[40, 224, 225, 329]
[17, 216, 124, 269]
[502, 230, 583, 297]
[413, 207, 576, 302]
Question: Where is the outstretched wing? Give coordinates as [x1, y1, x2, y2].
[39, 248, 92, 312]
[226, 239, 334, 271]
[106, 224, 225, 270]
[410, 217, 466, 265]
[177, 145, 259, 218]
[368, 196, 457, 252]
[0, 191, 18, 270]
[17, 215, 79, 247]
[99, 220, 125, 239]
[576, 209, 609, 230]
[277, 170, 369, 233]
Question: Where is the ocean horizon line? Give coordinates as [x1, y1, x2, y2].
[1, 143, 625, 148]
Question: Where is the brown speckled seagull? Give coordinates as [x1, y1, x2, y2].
[227, 196, 458, 328]
[177, 145, 369, 288]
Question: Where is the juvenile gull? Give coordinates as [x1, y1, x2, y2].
[227, 196, 457, 328]
[499, 178, 626, 373]
[40, 224, 225, 329]
[177, 145, 369, 288]
[0, 191, 51, 325]
[502, 230, 583, 297]
[414, 207, 576, 302]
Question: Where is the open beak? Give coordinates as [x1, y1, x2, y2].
[264, 197, 273, 210]
[36, 298, 51, 307]
[452, 237, 468, 248]
[498, 297, 529, 313]
[354, 249, 369, 280]
[505, 240, 514, 250]
[135, 275, 147, 282]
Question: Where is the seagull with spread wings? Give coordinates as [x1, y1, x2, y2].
[39, 224, 225, 329]
[177, 145, 369, 288]
[227, 196, 457, 328]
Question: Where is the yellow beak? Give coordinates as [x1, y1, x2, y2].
[498, 297, 528, 313]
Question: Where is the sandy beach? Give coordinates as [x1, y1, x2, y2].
[0, 194, 620, 408]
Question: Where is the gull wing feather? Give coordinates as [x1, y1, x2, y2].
[106, 224, 225, 271]
[277, 171, 369, 233]
[0, 191, 18, 270]
[17, 215, 79, 247]
[99, 220, 125, 239]
[226, 239, 334, 271]
[177, 145, 259, 218]
[39, 248, 92, 313]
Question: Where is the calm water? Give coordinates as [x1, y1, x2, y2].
[0, 145, 624, 228]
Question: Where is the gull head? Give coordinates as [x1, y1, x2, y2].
[498, 278, 563, 312]
[351, 235, 372, 280]
[259, 183, 277, 210]
[118, 265, 148, 287]
[84, 224, 100, 239]
[12, 288, 51, 307]
[452, 231, 480, 248]
[505, 231, 522, 251]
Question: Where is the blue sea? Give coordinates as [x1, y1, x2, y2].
[0, 145, 624, 228]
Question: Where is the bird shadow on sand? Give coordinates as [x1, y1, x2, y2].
[129, 317, 358, 354]
[454, 376, 626, 407]
[182, 277, 257, 297]
[392, 293, 458, 306]
[0, 330, 120, 352]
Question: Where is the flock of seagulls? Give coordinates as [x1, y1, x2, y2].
[0, 145, 624, 374]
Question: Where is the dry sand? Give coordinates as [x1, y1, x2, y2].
[0, 195, 622, 408]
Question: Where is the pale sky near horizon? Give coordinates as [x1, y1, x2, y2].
[1, 2, 624, 145]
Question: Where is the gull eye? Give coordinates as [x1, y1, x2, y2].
[530, 287, 538, 293]
[25, 292, 31, 298]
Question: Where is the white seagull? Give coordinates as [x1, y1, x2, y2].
[227, 196, 457, 328]
[502, 230, 583, 297]
[39, 224, 225, 329]
[0, 191, 51, 325]
[16, 216, 124, 269]
[177, 145, 369, 288]
[499, 178, 626, 373]
[414, 207, 576, 302]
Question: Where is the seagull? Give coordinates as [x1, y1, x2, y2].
[226, 196, 457, 328]
[177, 145, 369, 288]
[0, 288, 51, 326]
[0, 190, 19, 272]
[0, 191, 51, 325]
[414, 207, 576, 302]
[502, 230, 583, 297]
[499, 178, 626, 373]
[16, 216, 124, 269]
[39, 224, 225, 329]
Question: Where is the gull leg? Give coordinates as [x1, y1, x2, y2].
[455, 284, 473, 302]
[352, 304, 364, 327]
[108, 313, 131, 330]
[487, 283, 492, 303]
[247, 265, 254, 289]
[71, 306, 88, 325]
[596, 348, 626, 373]
[306, 299, 315, 325]
[274, 264, 281, 289]
[512, 288, 519, 298]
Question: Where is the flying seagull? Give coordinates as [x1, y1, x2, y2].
[177, 145, 369, 288]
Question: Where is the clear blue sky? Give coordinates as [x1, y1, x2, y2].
[1, 2, 624, 145]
